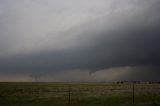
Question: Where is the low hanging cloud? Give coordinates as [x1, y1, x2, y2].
[1, 66, 160, 82]
[0, 0, 160, 81]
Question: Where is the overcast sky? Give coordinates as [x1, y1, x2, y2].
[0, 0, 160, 82]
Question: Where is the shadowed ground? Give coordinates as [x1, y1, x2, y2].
[0, 82, 160, 106]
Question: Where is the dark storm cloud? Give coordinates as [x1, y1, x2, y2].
[0, 0, 160, 81]
[0, 23, 160, 74]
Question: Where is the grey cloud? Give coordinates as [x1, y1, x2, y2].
[1, 66, 159, 82]
[0, 0, 159, 57]
[1, 22, 160, 74]
[0, 0, 160, 81]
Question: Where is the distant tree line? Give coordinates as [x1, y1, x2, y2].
[116, 81, 160, 84]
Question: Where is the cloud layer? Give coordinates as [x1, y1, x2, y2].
[0, 0, 160, 81]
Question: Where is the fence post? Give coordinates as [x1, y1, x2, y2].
[132, 81, 135, 105]
[68, 86, 71, 106]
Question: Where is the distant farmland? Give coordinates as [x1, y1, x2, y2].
[0, 82, 160, 106]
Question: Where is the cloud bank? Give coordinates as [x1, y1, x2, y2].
[0, 0, 160, 81]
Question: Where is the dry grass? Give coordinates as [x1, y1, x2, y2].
[0, 82, 160, 106]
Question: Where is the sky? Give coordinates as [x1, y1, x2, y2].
[0, 0, 160, 82]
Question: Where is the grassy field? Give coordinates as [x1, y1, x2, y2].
[0, 82, 160, 106]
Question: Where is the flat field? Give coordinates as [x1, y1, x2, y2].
[0, 82, 160, 106]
